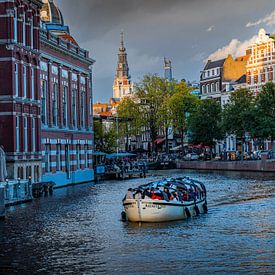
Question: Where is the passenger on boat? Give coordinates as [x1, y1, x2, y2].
[171, 192, 179, 202]
[143, 188, 151, 199]
[134, 189, 143, 199]
[182, 191, 188, 201]
[125, 188, 134, 200]
[151, 188, 163, 200]
[162, 187, 171, 202]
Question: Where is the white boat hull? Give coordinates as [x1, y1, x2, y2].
[123, 198, 207, 222]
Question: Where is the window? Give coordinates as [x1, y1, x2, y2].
[41, 80, 47, 125]
[63, 86, 68, 127]
[207, 71, 210, 77]
[81, 90, 85, 128]
[23, 66, 27, 98]
[76, 144, 80, 169]
[22, 13, 26, 46]
[84, 144, 88, 168]
[32, 118, 36, 152]
[212, 69, 215, 76]
[216, 82, 219, 92]
[30, 18, 34, 49]
[24, 117, 28, 152]
[211, 83, 215, 93]
[52, 83, 58, 126]
[206, 84, 210, 93]
[16, 116, 20, 152]
[72, 89, 77, 128]
[15, 64, 19, 96]
[31, 67, 35, 100]
[56, 144, 61, 171]
[45, 144, 50, 172]
[202, 85, 205, 94]
[14, 9, 17, 43]
[65, 145, 70, 179]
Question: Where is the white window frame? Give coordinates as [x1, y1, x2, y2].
[14, 8, 17, 43]
[24, 117, 28, 152]
[23, 65, 27, 98]
[16, 116, 20, 152]
[32, 118, 36, 152]
[15, 63, 19, 96]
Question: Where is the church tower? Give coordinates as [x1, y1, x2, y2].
[113, 32, 133, 99]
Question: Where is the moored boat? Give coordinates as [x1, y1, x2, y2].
[122, 177, 207, 222]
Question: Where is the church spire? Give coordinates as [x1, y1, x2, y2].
[120, 31, 125, 50]
[113, 32, 133, 99]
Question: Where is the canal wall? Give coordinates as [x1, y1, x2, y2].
[0, 186, 5, 219]
[177, 159, 275, 172]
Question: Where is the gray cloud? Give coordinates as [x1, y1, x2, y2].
[55, 0, 275, 101]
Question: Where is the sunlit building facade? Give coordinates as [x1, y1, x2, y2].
[246, 28, 275, 93]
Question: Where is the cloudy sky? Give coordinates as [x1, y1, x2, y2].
[55, 0, 275, 102]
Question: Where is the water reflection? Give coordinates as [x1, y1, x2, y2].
[0, 170, 274, 274]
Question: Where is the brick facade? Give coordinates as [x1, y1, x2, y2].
[0, 0, 95, 186]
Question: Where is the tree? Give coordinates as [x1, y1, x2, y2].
[135, 74, 172, 152]
[117, 96, 142, 151]
[222, 88, 256, 160]
[252, 82, 275, 157]
[93, 120, 117, 153]
[168, 82, 199, 151]
[188, 99, 223, 154]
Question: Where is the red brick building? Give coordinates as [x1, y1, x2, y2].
[0, 0, 95, 186]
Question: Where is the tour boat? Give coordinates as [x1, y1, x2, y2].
[122, 177, 207, 222]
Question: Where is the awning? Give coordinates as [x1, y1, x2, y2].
[106, 153, 136, 159]
[188, 144, 210, 149]
[93, 151, 107, 156]
[154, 138, 165, 145]
[170, 145, 183, 151]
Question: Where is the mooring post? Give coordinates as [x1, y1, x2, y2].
[0, 185, 5, 220]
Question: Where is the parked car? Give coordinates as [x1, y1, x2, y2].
[253, 150, 272, 160]
[184, 153, 199, 161]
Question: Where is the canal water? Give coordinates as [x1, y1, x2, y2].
[0, 170, 274, 274]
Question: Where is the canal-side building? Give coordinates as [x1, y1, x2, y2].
[0, 0, 95, 186]
[200, 54, 248, 105]
[39, 0, 95, 186]
[246, 28, 275, 93]
[0, 0, 42, 182]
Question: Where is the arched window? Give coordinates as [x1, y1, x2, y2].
[202, 85, 205, 94]
[14, 8, 18, 43]
[206, 84, 210, 93]
[22, 13, 26, 46]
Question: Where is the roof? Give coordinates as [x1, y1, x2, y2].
[236, 74, 246, 84]
[235, 55, 249, 62]
[204, 59, 226, 70]
[59, 34, 78, 46]
[99, 111, 113, 117]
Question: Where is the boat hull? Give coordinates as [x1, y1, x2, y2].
[123, 198, 207, 222]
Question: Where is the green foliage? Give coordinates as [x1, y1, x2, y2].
[222, 88, 255, 139]
[93, 120, 117, 153]
[188, 99, 223, 147]
[252, 82, 275, 140]
[117, 97, 142, 137]
[135, 74, 173, 150]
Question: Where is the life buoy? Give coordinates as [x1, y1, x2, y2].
[185, 207, 191, 218]
[194, 205, 200, 215]
[202, 203, 208, 213]
[121, 211, 127, 221]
